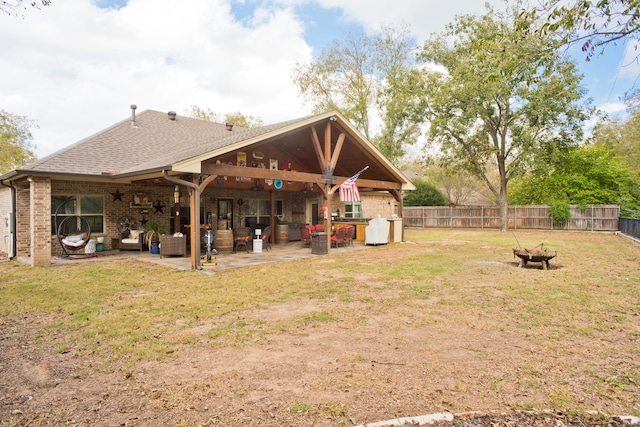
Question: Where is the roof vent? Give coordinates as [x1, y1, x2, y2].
[225, 122, 233, 131]
[168, 111, 177, 120]
[130, 104, 137, 126]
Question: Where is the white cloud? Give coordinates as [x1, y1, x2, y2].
[1, 0, 312, 157]
[309, 0, 505, 40]
[0, 0, 623, 160]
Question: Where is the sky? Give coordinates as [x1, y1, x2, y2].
[1, 0, 638, 159]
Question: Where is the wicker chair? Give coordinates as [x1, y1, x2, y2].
[160, 235, 187, 258]
[120, 230, 144, 251]
[260, 226, 272, 251]
[118, 216, 144, 252]
[233, 227, 252, 253]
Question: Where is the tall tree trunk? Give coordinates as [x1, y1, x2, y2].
[498, 188, 508, 232]
[498, 154, 509, 232]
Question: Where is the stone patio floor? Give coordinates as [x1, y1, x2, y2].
[44, 240, 376, 274]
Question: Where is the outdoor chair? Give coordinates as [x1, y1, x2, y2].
[233, 227, 252, 253]
[343, 225, 354, 247]
[300, 226, 313, 248]
[160, 234, 187, 258]
[260, 226, 272, 251]
[117, 216, 144, 252]
[54, 197, 92, 257]
[119, 229, 144, 251]
[330, 226, 348, 248]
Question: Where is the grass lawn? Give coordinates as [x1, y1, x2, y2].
[1, 228, 639, 426]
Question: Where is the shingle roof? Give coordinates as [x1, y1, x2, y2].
[19, 110, 307, 177]
[4, 109, 414, 191]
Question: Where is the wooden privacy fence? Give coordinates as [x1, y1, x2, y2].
[403, 205, 620, 231]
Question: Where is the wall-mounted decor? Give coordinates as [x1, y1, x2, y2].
[134, 192, 148, 205]
[110, 188, 124, 202]
[236, 152, 251, 181]
[270, 159, 278, 170]
[153, 200, 166, 213]
[130, 192, 152, 208]
[283, 162, 296, 185]
[237, 152, 247, 167]
[252, 149, 265, 160]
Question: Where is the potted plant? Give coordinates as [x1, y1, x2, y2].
[143, 222, 166, 254]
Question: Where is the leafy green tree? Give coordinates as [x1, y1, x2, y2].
[1, 0, 51, 17]
[425, 161, 487, 206]
[525, 0, 640, 60]
[222, 111, 263, 129]
[590, 93, 640, 173]
[510, 144, 640, 217]
[292, 25, 419, 162]
[405, 4, 589, 231]
[185, 106, 263, 128]
[0, 110, 37, 174]
[403, 178, 447, 207]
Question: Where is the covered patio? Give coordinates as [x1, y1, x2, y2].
[1, 107, 414, 268]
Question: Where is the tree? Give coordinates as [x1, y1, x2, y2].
[0, 110, 37, 174]
[591, 115, 640, 173]
[403, 178, 447, 207]
[510, 144, 640, 217]
[405, 4, 589, 231]
[292, 25, 420, 162]
[525, 0, 640, 60]
[185, 106, 263, 128]
[590, 92, 640, 173]
[1, 0, 51, 17]
[426, 161, 487, 206]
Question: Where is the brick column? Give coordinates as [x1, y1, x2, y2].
[14, 181, 30, 258]
[30, 177, 51, 267]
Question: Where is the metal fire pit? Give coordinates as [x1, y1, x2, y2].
[513, 243, 557, 270]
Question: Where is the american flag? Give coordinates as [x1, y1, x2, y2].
[339, 166, 368, 202]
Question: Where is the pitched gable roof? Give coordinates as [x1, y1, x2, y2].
[3, 108, 413, 190]
[18, 110, 235, 177]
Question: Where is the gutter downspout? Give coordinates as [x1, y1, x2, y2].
[163, 170, 201, 270]
[0, 180, 16, 259]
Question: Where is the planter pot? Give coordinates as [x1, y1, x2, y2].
[150, 241, 160, 254]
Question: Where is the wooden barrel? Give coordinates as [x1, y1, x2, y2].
[214, 229, 233, 252]
[217, 219, 228, 230]
[275, 224, 289, 244]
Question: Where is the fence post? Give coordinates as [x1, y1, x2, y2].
[481, 206, 484, 229]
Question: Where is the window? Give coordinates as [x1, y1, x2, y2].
[245, 199, 283, 227]
[51, 195, 105, 235]
[344, 202, 362, 218]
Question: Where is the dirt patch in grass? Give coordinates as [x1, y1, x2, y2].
[1, 230, 639, 426]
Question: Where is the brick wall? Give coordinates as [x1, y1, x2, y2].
[51, 181, 177, 255]
[12, 177, 401, 265]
